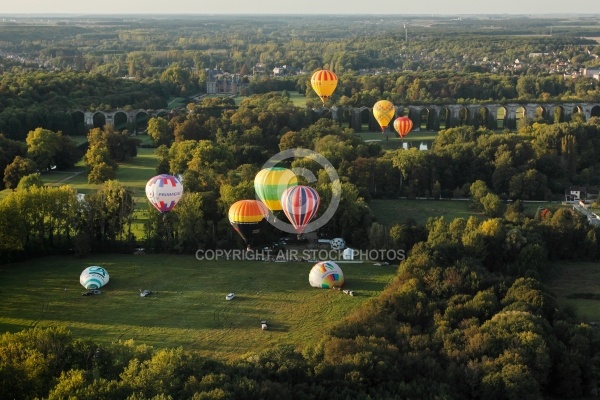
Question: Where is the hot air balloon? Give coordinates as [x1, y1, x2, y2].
[393, 116, 413, 140]
[80, 266, 110, 290]
[280, 185, 320, 236]
[373, 100, 395, 133]
[310, 69, 338, 105]
[309, 261, 344, 288]
[228, 200, 269, 246]
[145, 174, 183, 213]
[254, 167, 298, 212]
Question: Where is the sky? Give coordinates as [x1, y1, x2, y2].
[1, 0, 599, 16]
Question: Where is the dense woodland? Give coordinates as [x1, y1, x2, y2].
[2, 14, 600, 399]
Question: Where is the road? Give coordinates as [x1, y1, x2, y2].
[572, 204, 600, 226]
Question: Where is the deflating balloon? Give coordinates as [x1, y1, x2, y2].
[309, 261, 344, 288]
[80, 266, 110, 290]
[393, 116, 413, 139]
[254, 167, 298, 211]
[280, 185, 320, 235]
[373, 100, 395, 132]
[310, 69, 338, 105]
[228, 200, 269, 245]
[145, 174, 183, 213]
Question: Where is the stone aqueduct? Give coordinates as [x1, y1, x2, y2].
[74, 102, 600, 133]
[341, 102, 600, 131]
[72, 109, 169, 132]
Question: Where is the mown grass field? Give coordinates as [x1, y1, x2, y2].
[356, 130, 439, 151]
[283, 91, 308, 107]
[369, 198, 563, 226]
[545, 262, 600, 323]
[0, 254, 395, 360]
[369, 199, 477, 225]
[25, 145, 158, 239]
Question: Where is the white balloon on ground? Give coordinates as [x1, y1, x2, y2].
[331, 237, 346, 250]
[309, 261, 344, 288]
[80, 266, 110, 289]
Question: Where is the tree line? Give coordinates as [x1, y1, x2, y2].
[2, 14, 600, 141]
[2, 93, 600, 263]
[2, 15, 599, 77]
[1, 65, 599, 141]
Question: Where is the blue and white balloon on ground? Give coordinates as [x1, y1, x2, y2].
[80, 266, 110, 289]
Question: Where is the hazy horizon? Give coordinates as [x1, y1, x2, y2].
[1, 0, 599, 16]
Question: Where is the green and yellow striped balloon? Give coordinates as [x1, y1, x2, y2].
[254, 167, 298, 211]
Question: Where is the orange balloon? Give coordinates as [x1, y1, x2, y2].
[228, 200, 270, 245]
[310, 70, 338, 105]
[393, 116, 413, 139]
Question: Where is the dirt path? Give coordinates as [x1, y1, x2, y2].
[49, 170, 86, 186]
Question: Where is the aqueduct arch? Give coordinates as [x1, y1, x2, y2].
[66, 102, 600, 135]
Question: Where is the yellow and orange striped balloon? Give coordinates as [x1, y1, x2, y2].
[228, 200, 269, 224]
[393, 116, 413, 139]
[228, 200, 270, 245]
[310, 69, 338, 105]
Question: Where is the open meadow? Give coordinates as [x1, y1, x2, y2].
[369, 198, 477, 225]
[369, 198, 563, 226]
[356, 129, 438, 151]
[545, 261, 600, 323]
[0, 254, 396, 361]
[38, 144, 157, 239]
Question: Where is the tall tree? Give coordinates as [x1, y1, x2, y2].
[25, 128, 62, 171]
[147, 116, 173, 147]
[3, 156, 37, 189]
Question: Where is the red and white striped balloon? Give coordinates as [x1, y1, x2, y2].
[280, 185, 320, 235]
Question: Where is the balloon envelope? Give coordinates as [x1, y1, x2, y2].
[309, 261, 344, 288]
[254, 167, 298, 211]
[228, 200, 270, 244]
[280, 185, 320, 235]
[146, 174, 183, 213]
[80, 266, 109, 290]
[393, 116, 413, 139]
[373, 100, 395, 132]
[331, 237, 346, 250]
[310, 69, 338, 105]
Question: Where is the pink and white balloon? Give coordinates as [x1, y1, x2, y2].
[145, 174, 184, 213]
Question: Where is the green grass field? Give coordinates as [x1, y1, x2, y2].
[23, 147, 158, 239]
[356, 130, 439, 151]
[544, 262, 600, 323]
[369, 199, 479, 225]
[0, 254, 395, 360]
[0, 147, 157, 237]
[286, 91, 309, 107]
[67, 135, 89, 146]
[369, 199, 563, 226]
[167, 96, 190, 109]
